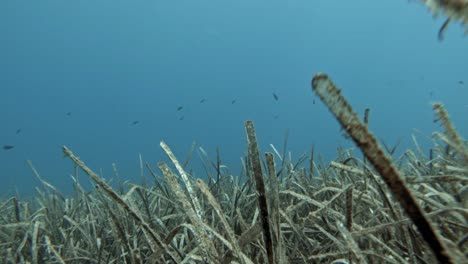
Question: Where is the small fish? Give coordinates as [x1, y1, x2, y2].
[273, 93, 278, 101]
[177, 106, 183, 111]
[429, 90, 434, 98]
[3, 145, 14, 150]
[459, 80, 464, 85]
[66, 112, 71, 116]
[231, 99, 237, 104]
[313, 99, 316, 105]
[16, 128, 21, 134]
[273, 114, 279, 120]
[179, 116, 184, 121]
[200, 98, 206, 103]
[438, 17, 450, 41]
[131, 120, 139, 125]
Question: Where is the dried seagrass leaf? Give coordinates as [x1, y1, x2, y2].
[157, 162, 218, 262]
[311, 73, 457, 264]
[245, 120, 275, 264]
[62, 146, 180, 263]
[44, 235, 66, 264]
[433, 103, 468, 163]
[336, 222, 367, 264]
[265, 152, 286, 263]
[31, 221, 40, 264]
[196, 179, 248, 264]
[160, 141, 204, 219]
[345, 187, 353, 232]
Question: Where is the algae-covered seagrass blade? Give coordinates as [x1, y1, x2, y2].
[310, 73, 461, 264]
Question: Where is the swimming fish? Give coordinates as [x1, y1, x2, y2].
[459, 80, 464, 85]
[3, 145, 14, 150]
[231, 99, 237, 104]
[179, 116, 184, 121]
[131, 120, 139, 125]
[66, 112, 71, 116]
[438, 18, 450, 41]
[273, 93, 278, 101]
[200, 98, 206, 103]
[16, 128, 21, 134]
[177, 106, 183, 111]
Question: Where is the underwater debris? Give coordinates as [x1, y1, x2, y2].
[3, 145, 14, 150]
[272, 93, 279, 101]
[311, 72, 461, 264]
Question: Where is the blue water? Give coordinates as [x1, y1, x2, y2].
[1, 0, 467, 196]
